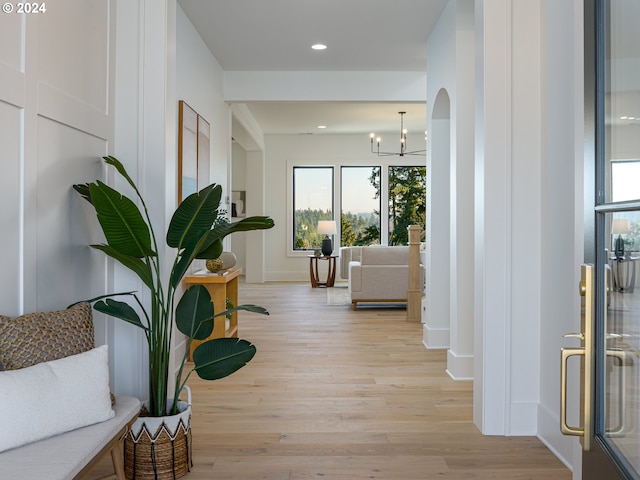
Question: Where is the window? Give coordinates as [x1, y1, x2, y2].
[340, 166, 381, 246]
[290, 163, 426, 252]
[388, 166, 426, 245]
[293, 166, 333, 250]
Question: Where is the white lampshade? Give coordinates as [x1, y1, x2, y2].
[317, 220, 337, 235]
[612, 219, 630, 235]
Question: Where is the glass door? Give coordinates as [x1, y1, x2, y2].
[578, 0, 640, 477]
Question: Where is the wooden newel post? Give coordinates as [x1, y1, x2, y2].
[407, 225, 422, 322]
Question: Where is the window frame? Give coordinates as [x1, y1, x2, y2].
[340, 165, 382, 247]
[287, 158, 425, 257]
[288, 165, 337, 255]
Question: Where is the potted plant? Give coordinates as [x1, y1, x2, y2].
[73, 156, 274, 479]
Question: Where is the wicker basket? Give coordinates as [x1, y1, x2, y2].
[124, 387, 192, 480]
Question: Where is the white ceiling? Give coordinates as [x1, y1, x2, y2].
[178, 0, 449, 136]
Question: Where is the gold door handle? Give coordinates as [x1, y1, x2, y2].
[564, 333, 584, 340]
[560, 264, 594, 451]
[560, 347, 586, 437]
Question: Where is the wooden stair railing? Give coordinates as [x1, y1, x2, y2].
[406, 225, 423, 322]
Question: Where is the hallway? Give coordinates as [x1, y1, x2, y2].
[87, 281, 571, 479]
[182, 282, 570, 479]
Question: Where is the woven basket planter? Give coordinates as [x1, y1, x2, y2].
[124, 387, 192, 480]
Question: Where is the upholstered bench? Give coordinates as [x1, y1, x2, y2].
[0, 395, 140, 480]
[0, 303, 140, 480]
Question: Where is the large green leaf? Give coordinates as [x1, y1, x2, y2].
[66, 291, 136, 309]
[73, 183, 92, 204]
[89, 181, 156, 258]
[194, 217, 274, 259]
[192, 338, 256, 380]
[169, 229, 212, 289]
[215, 304, 269, 318]
[94, 298, 149, 331]
[167, 184, 222, 249]
[194, 238, 223, 261]
[175, 285, 214, 340]
[103, 156, 140, 196]
[90, 244, 154, 289]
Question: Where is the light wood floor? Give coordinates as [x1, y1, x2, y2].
[88, 282, 571, 480]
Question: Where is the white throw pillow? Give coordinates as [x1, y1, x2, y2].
[0, 345, 114, 453]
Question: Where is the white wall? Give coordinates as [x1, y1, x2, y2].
[176, 6, 229, 189]
[0, 0, 233, 401]
[224, 71, 427, 103]
[263, 133, 425, 281]
[170, 5, 233, 370]
[109, 0, 179, 397]
[231, 141, 248, 270]
[538, 0, 585, 474]
[0, 0, 124, 387]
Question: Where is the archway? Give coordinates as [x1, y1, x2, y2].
[424, 88, 451, 349]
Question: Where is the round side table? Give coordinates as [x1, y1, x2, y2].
[308, 254, 338, 288]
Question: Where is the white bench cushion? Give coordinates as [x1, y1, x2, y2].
[0, 345, 114, 453]
[0, 395, 140, 480]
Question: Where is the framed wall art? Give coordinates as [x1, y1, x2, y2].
[197, 114, 210, 192]
[178, 100, 198, 203]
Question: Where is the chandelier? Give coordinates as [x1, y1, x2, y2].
[369, 111, 426, 157]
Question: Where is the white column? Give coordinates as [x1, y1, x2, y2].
[425, 109, 451, 348]
[473, 0, 512, 435]
[448, 0, 476, 381]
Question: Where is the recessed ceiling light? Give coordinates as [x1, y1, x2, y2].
[317, 125, 327, 129]
[311, 44, 327, 50]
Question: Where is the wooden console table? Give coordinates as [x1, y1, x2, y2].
[184, 267, 242, 359]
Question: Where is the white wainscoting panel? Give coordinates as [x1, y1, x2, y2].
[0, 61, 25, 109]
[0, 11, 23, 72]
[0, 10, 25, 317]
[0, 101, 23, 315]
[38, 0, 110, 114]
[35, 117, 106, 310]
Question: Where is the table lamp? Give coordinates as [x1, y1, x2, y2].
[612, 219, 629, 257]
[317, 220, 337, 256]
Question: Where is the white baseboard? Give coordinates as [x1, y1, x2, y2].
[537, 402, 577, 473]
[266, 271, 311, 282]
[445, 349, 473, 380]
[422, 324, 450, 349]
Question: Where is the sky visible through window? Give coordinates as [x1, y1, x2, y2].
[341, 167, 379, 214]
[295, 167, 379, 213]
[294, 167, 332, 210]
